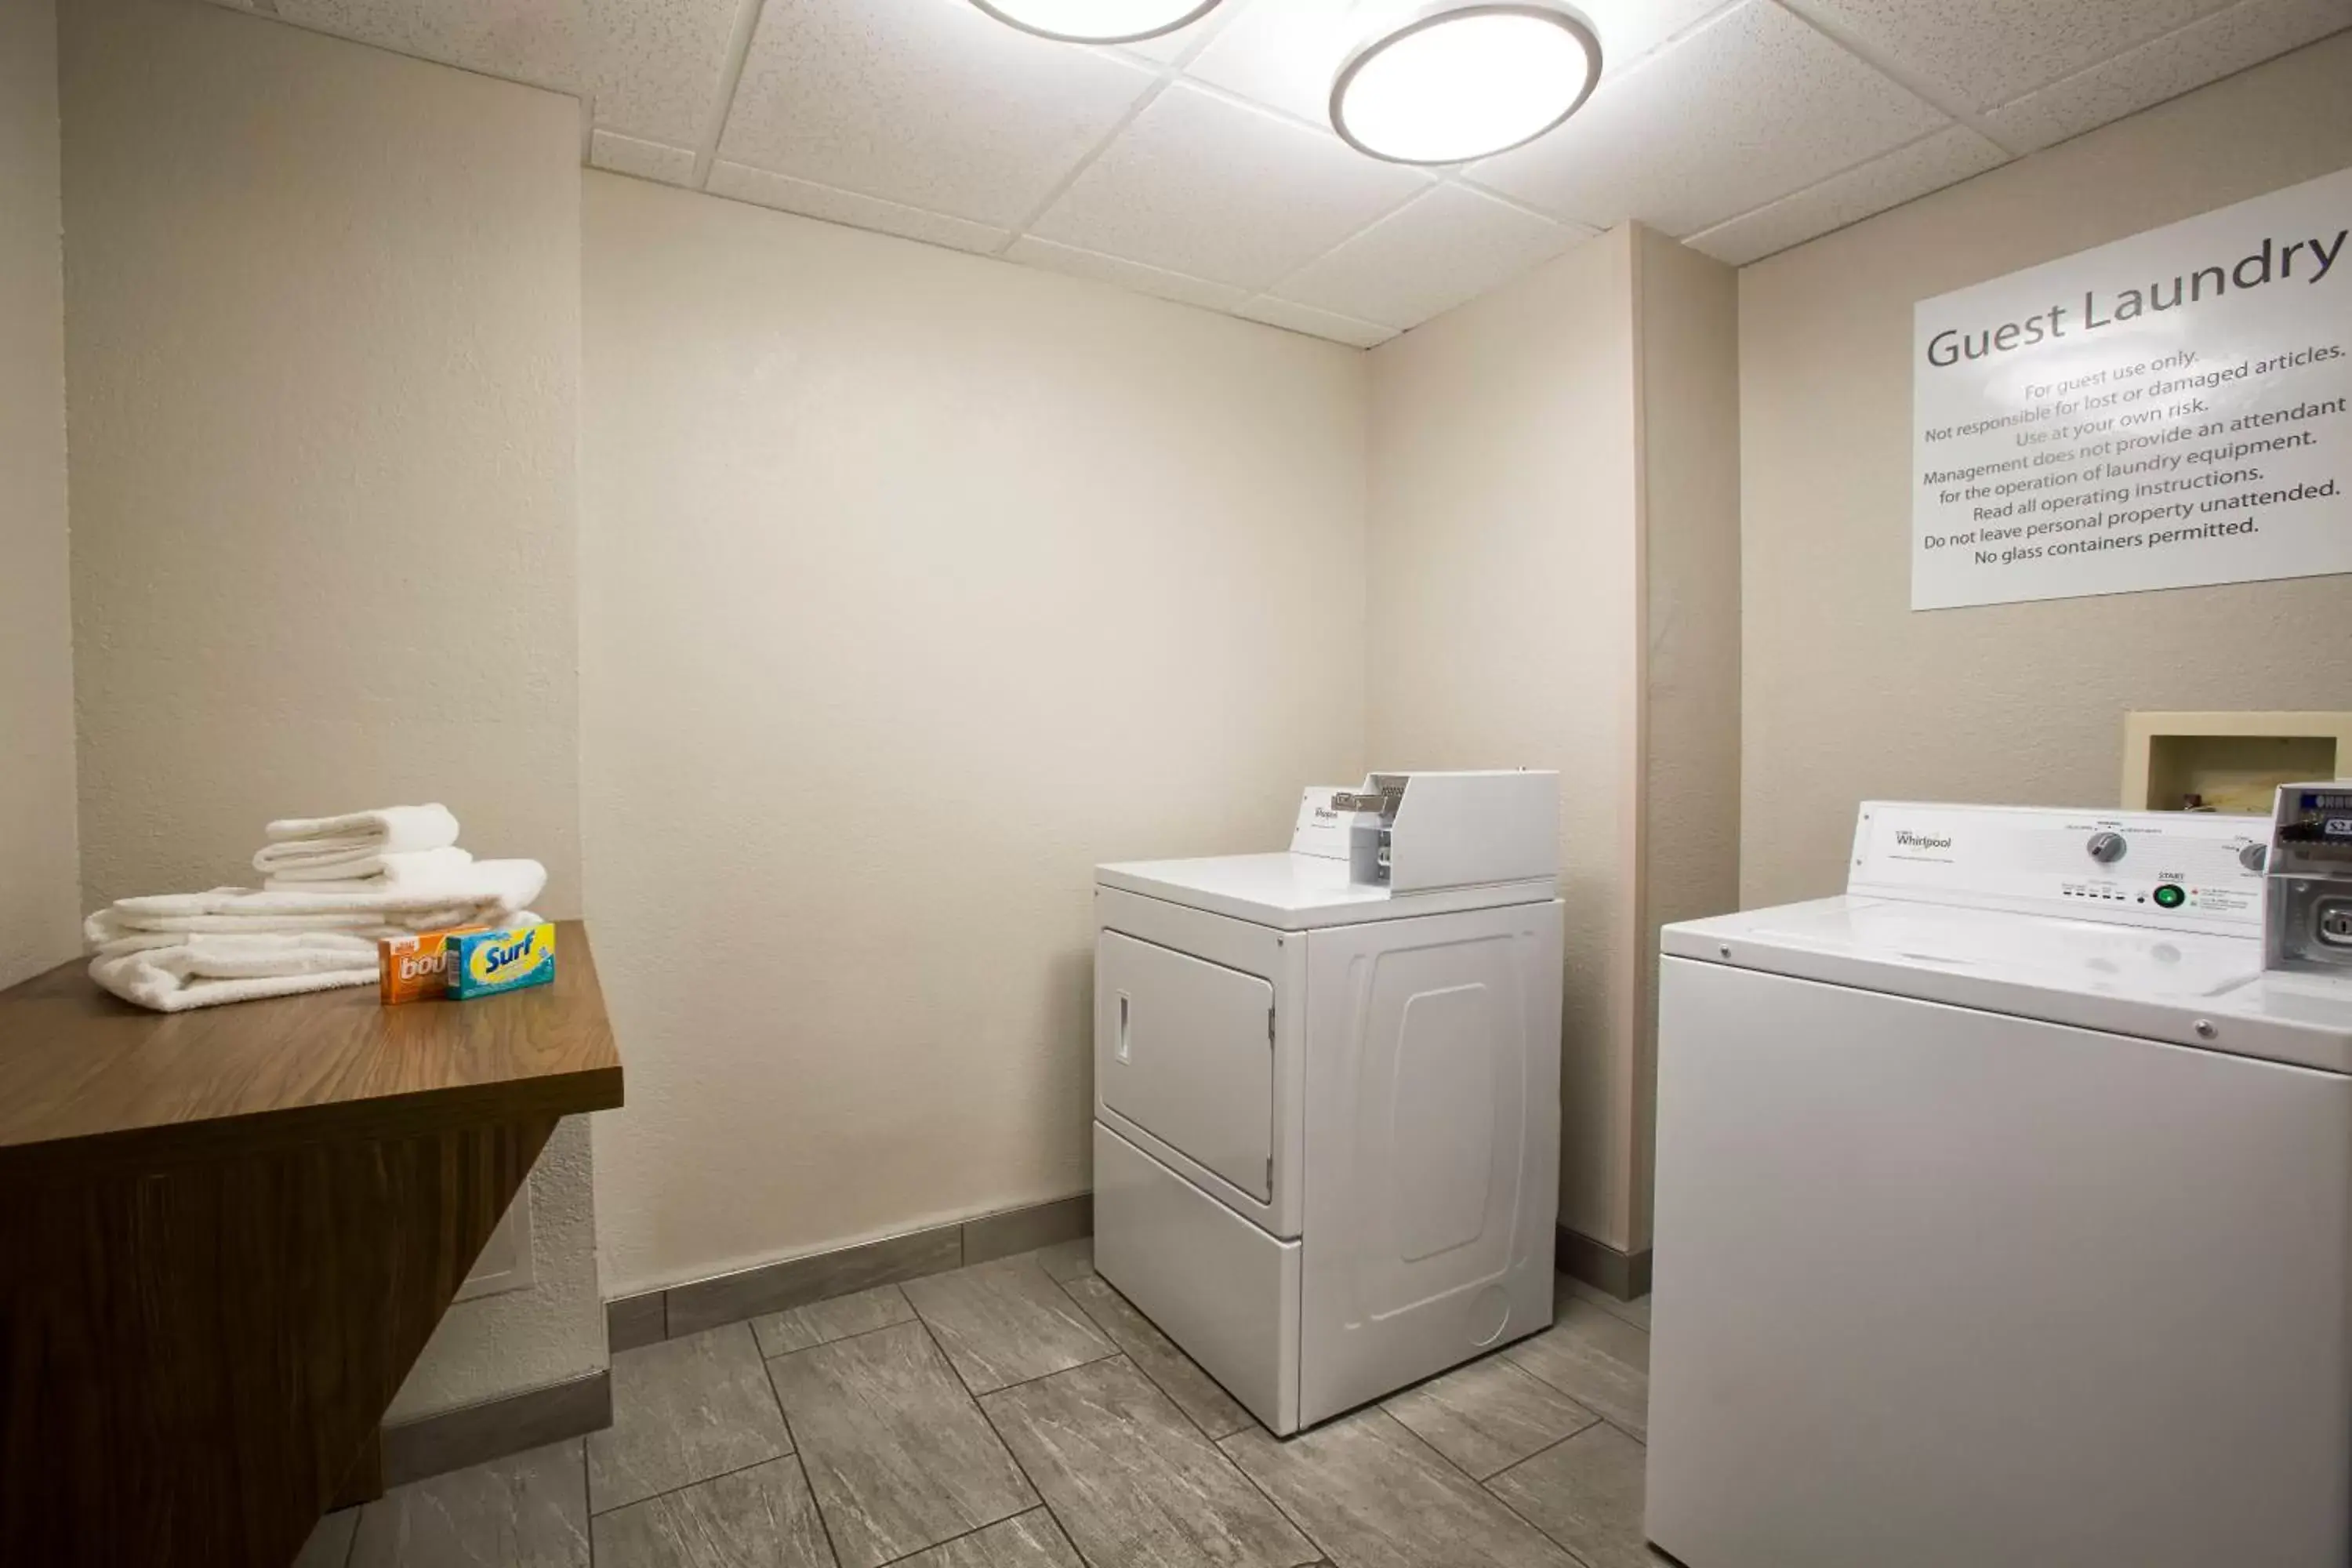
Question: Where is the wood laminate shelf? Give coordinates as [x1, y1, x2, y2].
[0, 919, 625, 1568]
[0, 918, 622, 1174]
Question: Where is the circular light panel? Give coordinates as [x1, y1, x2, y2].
[1332, 3, 1602, 166]
[968, 0, 1225, 45]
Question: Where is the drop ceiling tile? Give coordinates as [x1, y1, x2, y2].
[590, 129, 698, 187]
[1235, 296, 1396, 349]
[1682, 125, 2008, 264]
[267, 0, 585, 96]
[1980, 0, 2352, 153]
[1269, 184, 1592, 329]
[1578, 0, 1751, 74]
[1027, 82, 1432, 291]
[579, 0, 742, 145]
[1778, 0, 2238, 112]
[266, 0, 738, 146]
[707, 162, 1013, 254]
[717, 0, 1160, 230]
[1003, 237, 1252, 311]
[1468, 0, 1948, 235]
[1104, 0, 1240, 65]
[1180, 1, 1359, 125]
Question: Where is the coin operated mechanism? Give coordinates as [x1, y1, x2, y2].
[2263, 782, 2352, 974]
[1319, 770, 1559, 893]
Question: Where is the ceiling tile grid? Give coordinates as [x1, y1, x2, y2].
[1682, 122, 2009, 265]
[1978, 0, 2352, 152]
[202, 0, 2352, 345]
[1024, 81, 1435, 292]
[1466, 0, 1951, 236]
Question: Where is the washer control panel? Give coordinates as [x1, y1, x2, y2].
[1849, 801, 2269, 935]
[2265, 783, 2352, 972]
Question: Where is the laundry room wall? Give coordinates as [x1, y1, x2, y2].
[1366, 223, 1740, 1269]
[1740, 32, 2352, 909]
[1366, 228, 1645, 1258]
[579, 172, 1370, 1295]
[56, 0, 604, 1422]
[1628, 224, 1742, 1254]
[0, 0, 78, 991]
[59, 0, 584, 920]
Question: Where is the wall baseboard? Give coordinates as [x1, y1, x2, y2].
[381, 1367, 612, 1489]
[610, 1192, 1092, 1348]
[1555, 1225, 1653, 1301]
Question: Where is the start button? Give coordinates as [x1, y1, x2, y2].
[2153, 884, 2187, 909]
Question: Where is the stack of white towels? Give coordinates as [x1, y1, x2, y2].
[86, 804, 545, 1012]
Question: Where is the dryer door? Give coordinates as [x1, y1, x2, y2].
[1097, 931, 1276, 1202]
[1298, 899, 1563, 1425]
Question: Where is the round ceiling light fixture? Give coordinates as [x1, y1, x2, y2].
[1331, 2, 1602, 166]
[967, 0, 1226, 45]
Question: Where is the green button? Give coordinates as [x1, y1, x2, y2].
[2153, 884, 2187, 909]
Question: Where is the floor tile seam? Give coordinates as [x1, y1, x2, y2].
[907, 1311, 1052, 1519]
[1471, 1422, 1629, 1568]
[980, 1375, 1319, 1568]
[1049, 1271, 1254, 1445]
[1212, 1437, 1334, 1568]
[587, 1446, 795, 1522]
[866, 1503, 1066, 1568]
[752, 1284, 919, 1358]
[960, 1341, 1126, 1400]
[789, 1446, 851, 1568]
[1505, 1345, 1648, 1412]
[909, 1284, 1119, 1400]
[760, 1308, 930, 1367]
[967, 1347, 1168, 1554]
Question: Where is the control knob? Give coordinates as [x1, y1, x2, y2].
[2086, 831, 2128, 865]
[2241, 843, 2269, 873]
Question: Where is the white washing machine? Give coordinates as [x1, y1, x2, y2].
[1647, 799, 2352, 1568]
[1092, 771, 1565, 1435]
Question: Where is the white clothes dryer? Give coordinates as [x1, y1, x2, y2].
[1091, 771, 1565, 1434]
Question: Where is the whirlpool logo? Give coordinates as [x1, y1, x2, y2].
[1894, 829, 1954, 851]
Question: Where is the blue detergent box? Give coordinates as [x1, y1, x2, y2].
[448, 922, 556, 1000]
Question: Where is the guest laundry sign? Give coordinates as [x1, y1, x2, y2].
[1911, 165, 2351, 610]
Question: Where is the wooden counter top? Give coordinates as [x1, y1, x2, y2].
[0, 917, 626, 1566]
[0, 917, 622, 1177]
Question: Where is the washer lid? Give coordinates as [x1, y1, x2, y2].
[1096, 851, 1555, 931]
[1665, 897, 2352, 1075]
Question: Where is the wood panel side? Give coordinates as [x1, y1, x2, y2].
[0, 1116, 552, 1566]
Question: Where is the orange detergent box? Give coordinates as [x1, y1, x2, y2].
[378, 924, 489, 1004]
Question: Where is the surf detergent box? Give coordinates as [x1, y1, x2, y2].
[450, 922, 556, 1000]
[379, 924, 489, 1004]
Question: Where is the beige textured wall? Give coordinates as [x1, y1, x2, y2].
[1628, 227, 1741, 1253]
[1741, 34, 2352, 909]
[581, 173, 1370, 1294]
[1367, 229, 1646, 1250]
[0, 0, 79, 990]
[60, 0, 601, 1418]
[60, 0, 583, 916]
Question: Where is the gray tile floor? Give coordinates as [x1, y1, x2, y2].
[299, 1244, 1666, 1568]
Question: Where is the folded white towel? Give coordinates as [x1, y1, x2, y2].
[89, 951, 381, 1012]
[252, 804, 461, 877]
[86, 916, 543, 1013]
[262, 844, 475, 891]
[92, 859, 546, 942]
